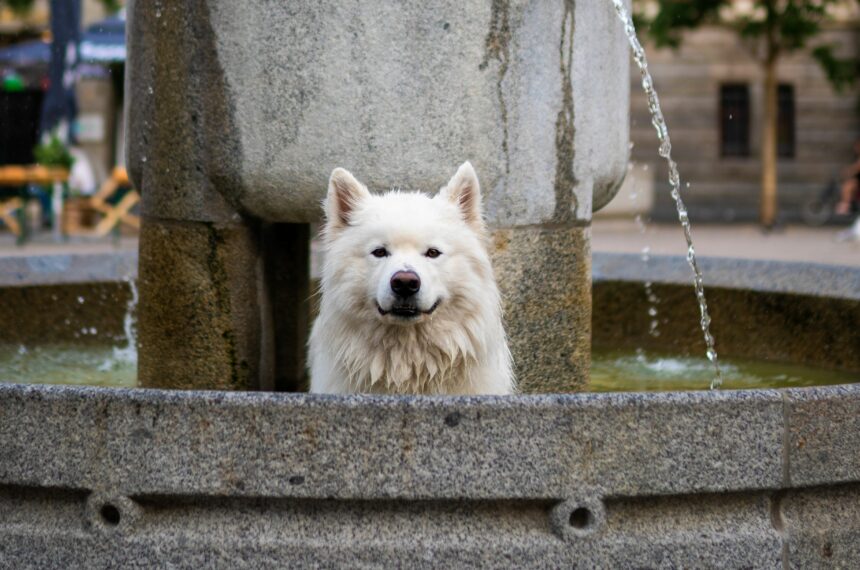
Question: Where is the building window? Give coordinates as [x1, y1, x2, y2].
[778, 84, 795, 158]
[720, 84, 750, 157]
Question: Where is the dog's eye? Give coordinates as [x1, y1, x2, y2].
[425, 248, 442, 259]
[371, 247, 389, 258]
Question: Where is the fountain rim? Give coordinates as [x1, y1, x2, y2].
[2, 379, 857, 502]
[3, 378, 859, 405]
[593, 251, 860, 301]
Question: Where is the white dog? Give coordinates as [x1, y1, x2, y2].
[308, 162, 514, 395]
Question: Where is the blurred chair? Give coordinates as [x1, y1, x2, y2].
[76, 166, 140, 236]
[0, 194, 23, 236]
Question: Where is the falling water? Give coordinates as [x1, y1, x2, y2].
[113, 277, 139, 364]
[98, 277, 138, 372]
[609, 0, 723, 389]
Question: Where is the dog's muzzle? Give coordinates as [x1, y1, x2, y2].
[377, 299, 441, 319]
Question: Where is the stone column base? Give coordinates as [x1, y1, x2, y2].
[138, 217, 267, 391]
[490, 225, 591, 393]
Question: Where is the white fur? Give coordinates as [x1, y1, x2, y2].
[309, 162, 514, 395]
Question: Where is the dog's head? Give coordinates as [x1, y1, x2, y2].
[321, 162, 493, 326]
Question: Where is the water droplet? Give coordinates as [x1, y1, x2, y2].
[648, 307, 658, 317]
[642, 164, 649, 171]
[89, 327, 98, 335]
[18, 345, 27, 355]
[142, 156, 148, 163]
[77, 296, 85, 304]
[147, 86, 153, 95]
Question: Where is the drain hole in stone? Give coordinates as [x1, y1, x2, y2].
[569, 507, 592, 530]
[100, 503, 121, 526]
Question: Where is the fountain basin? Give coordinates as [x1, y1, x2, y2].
[0, 251, 858, 566]
[2, 383, 859, 566]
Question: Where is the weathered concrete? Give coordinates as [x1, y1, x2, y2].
[127, 1, 628, 225]
[491, 226, 591, 392]
[0, 382, 858, 566]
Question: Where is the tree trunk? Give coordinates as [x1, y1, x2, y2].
[760, 56, 779, 228]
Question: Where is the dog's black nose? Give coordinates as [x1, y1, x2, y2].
[391, 271, 421, 297]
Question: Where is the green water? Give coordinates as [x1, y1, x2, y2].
[0, 344, 136, 388]
[0, 344, 856, 392]
[590, 347, 858, 392]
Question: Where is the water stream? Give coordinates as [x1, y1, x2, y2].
[609, 0, 724, 389]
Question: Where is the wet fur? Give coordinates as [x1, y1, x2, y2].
[309, 163, 514, 395]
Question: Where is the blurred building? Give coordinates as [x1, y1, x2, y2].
[624, 9, 860, 222]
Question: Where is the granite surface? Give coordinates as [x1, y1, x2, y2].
[0, 382, 858, 566]
[785, 385, 860, 487]
[593, 252, 860, 301]
[491, 225, 591, 393]
[126, 0, 628, 225]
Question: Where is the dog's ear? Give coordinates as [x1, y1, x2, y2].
[440, 161, 483, 230]
[325, 168, 371, 230]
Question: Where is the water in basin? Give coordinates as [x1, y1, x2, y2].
[590, 347, 857, 392]
[0, 344, 136, 388]
[1, 343, 854, 392]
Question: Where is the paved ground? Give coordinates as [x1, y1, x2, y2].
[0, 220, 858, 268]
[0, 233, 138, 257]
[592, 219, 860, 267]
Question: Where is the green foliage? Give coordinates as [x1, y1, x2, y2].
[34, 135, 75, 170]
[2, 0, 36, 15]
[2, 0, 122, 16]
[812, 45, 860, 92]
[97, 0, 122, 14]
[641, 0, 724, 48]
[636, 0, 859, 89]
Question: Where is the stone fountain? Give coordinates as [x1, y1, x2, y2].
[126, 0, 628, 394]
[0, 1, 858, 567]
